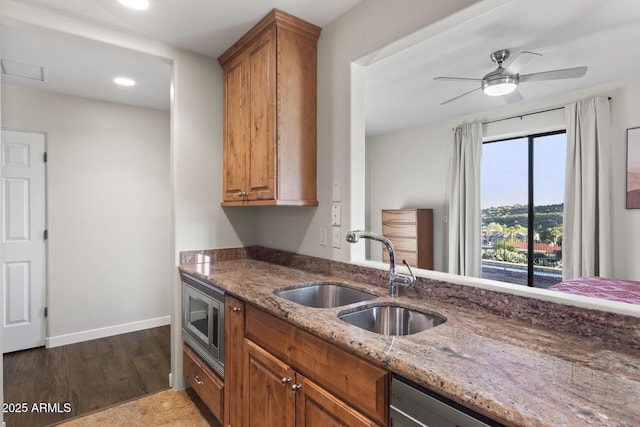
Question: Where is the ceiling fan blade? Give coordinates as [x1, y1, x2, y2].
[504, 51, 542, 75]
[440, 87, 481, 105]
[519, 66, 588, 82]
[434, 76, 482, 83]
[504, 88, 523, 105]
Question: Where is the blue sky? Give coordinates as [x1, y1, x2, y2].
[481, 133, 566, 209]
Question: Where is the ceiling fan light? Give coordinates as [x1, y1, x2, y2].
[482, 75, 518, 96]
[483, 82, 517, 96]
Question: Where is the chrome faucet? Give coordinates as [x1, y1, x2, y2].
[346, 230, 416, 296]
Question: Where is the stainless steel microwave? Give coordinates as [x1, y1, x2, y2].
[182, 273, 225, 377]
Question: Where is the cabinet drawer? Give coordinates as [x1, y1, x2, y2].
[382, 223, 417, 238]
[382, 210, 416, 224]
[245, 305, 388, 425]
[386, 237, 416, 252]
[183, 344, 224, 422]
[383, 250, 417, 267]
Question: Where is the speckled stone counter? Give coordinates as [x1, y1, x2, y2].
[179, 247, 640, 427]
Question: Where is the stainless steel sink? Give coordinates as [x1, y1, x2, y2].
[274, 282, 377, 308]
[338, 305, 445, 336]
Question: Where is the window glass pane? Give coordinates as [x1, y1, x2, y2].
[533, 133, 565, 287]
[481, 137, 529, 285]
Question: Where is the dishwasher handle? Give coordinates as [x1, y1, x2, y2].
[390, 405, 430, 427]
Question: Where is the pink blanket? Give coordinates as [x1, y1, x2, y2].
[549, 276, 640, 304]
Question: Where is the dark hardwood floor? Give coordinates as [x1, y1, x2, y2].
[3, 325, 171, 427]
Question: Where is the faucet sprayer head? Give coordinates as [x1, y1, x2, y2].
[345, 231, 359, 243]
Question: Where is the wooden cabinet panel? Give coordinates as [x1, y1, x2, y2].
[183, 344, 224, 423]
[245, 304, 388, 425]
[219, 9, 320, 206]
[276, 26, 318, 203]
[224, 295, 245, 427]
[243, 339, 296, 427]
[382, 236, 417, 252]
[223, 55, 249, 203]
[382, 209, 433, 270]
[248, 29, 276, 201]
[382, 210, 416, 224]
[382, 223, 416, 238]
[296, 374, 381, 427]
[383, 250, 417, 267]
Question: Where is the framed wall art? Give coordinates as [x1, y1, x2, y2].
[628, 127, 640, 209]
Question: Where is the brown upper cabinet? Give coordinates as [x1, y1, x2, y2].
[218, 9, 321, 206]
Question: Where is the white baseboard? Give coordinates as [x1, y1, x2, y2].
[45, 315, 171, 348]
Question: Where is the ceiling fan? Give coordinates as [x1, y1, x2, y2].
[435, 49, 587, 105]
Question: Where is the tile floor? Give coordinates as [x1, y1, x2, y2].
[54, 389, 221, 427]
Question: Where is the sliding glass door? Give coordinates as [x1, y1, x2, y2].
[481, 131, 565, 288]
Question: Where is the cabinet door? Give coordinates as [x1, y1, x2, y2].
[223, 53, 249, 202]
[296, 374, 382, 427]
[224, 295, 245, 427]
[243, 339, 295, 427]
[247, 29, 276, 201]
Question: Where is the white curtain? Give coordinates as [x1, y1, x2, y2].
[446, 122, 482, 277]
[563, 96, 612, 279]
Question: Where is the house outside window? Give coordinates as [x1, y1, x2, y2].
[481, 131, 565, 288]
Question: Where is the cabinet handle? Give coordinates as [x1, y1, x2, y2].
[194, 375, 204, 385]
[281, 377, 292, 385]
[291, 383, 302, 392]
[232, 307, 242, 313]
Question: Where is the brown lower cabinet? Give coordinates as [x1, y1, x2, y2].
[183, 343, 224, 422]
[242, 303, 388, 427]
[186, 297, 389, 427]
[244, 339, 378, 427]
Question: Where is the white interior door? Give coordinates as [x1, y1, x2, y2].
[1, 129, 46, 353]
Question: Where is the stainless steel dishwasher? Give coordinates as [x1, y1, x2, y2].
[390, 375, 504, 427]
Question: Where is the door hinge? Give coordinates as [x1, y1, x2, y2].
[44, 229, 48, 240]
[44, 307, 48, 318]
[43, 152, 48, 162]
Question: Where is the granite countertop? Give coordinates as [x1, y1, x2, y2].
[179, 250, 640, 427]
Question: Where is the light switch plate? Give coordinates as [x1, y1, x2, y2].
[319, 227, 327, 246]
[332, 227, 341, 248]
[332, 180, 341, 202]
[331, 202, 341, 226]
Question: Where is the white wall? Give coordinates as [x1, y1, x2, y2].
[171, 49, 259, 254]
[2, 84, 172, 343]
[367, 123, 454, 269]
[253, 0, 482, 260]
[366, 76, 640, 280]
[0, 0, 257, 397]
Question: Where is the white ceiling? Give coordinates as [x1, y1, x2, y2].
[364, 0, 640, 136]
[2, 0, 639, 127]
[0, 24, 173, 110]
[0, 0, 362, 110]
[8, 0, 363, 58]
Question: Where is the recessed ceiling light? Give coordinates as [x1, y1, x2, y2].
[118, 0, 150, 10]
[114, 77, 136, 86]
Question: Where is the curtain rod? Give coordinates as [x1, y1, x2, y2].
[481, 96, 612, 126]
[482, 105, 563, 126]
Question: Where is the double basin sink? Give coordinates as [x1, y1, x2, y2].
[273, 282, 445, 336]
